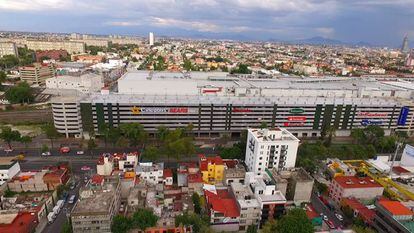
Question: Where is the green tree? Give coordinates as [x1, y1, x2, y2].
[41, 123, 59, 149]
[61, 219, 73, 233]
[5, 82, 34, 104]
[261, 219, 278, 233]
[183, 59, 193, 71]
[111, 215, 131, 233]
[231, 63, 252, 74]
[99, 123, 120, 148]
[192, 192, 202, 214]
[120, 123, 148, 147]
[39, 56, 51, 61]
[87, 139, 97, 157]
[247, 224, 258, 233]
[277, 209, 314, 233]
[351, 128, 365, 144]
[0, 126, 21, 148]
[0, 71, 6, 89]
[41, 144, 49, 153]
[141, 145, 159, 161]
[116, 136, 129, 148]
[156, 125, 170, 143]
[0, 55, 19, 69]
[352, 226, 376, 233]
[260, 121, 268, 129]
[131, 208, 158, 230]
[19, 135, 32, 149]
[175, 212, 210, 233]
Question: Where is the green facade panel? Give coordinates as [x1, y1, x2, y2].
[80, 103, 93, 133]
[313, 104, 323, 130]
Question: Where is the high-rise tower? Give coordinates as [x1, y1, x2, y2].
[401, 35, 409, 53]
[149, 32, 154, 46]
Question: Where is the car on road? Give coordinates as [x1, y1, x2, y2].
[326, 220, 335, 229]
[62, 192, 69, 202]
[68, 195, 76, 204]
[70, 182, 76, 190]
[81, 166, 91, 171]
[60, 146, 70, 153]
[76, 150, 84, 155]
[4, 147, 13, 153]
[335, 213, 343, 221]
[41, 151, 52, 156]
[323, 215, 328, 221]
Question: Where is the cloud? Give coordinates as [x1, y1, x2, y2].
[316, 27, 335, 37]
[150, 17, 221, 32]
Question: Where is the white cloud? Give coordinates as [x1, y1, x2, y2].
[316, 27, 335, 37]
[150, 17, 221, 32]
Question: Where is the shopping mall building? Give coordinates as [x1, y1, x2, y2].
[51, 71, 414, 138]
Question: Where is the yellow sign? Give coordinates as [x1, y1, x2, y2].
[131, 106, 141, 114]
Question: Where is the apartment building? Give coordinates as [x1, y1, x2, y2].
[135, 162, 164, 185]
[329, 176, 384, 204]
[230, 182, 261, 231]
[269, 167, 314, 204]
[71, 176, 121, 233]
[26, 40, 85, 54]
[373, 199, 414, 233]
[199, 155, 225, 184]
[0, 157, 21, 185]
[46, 73, 104, 93]
[244, 172, 287, 226]
[19, 63, 55, 85]
[245, 128, 300, 176]
[0, 42, 18, 57]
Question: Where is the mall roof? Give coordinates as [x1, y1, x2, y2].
[83, 93, 400, 106]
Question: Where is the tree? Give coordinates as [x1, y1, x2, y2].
[0, 55, 19, 69]
[120, 123, 148, 147]
[183, 59, 193, 71]
[131, 208, 158, 230]
[5, 82, 34, 104]
[0, 126, 21, 148]
[231, 64, 252, 74]
[141, 145, 159, 162]
[41, 144, 49, 153]
[247, 224, 258, 233]
[41, 123, 59, 149]
[87, 139, 97, 156]
[175, 212, 210, 233]
[19, 135, 32, 149]
[99, 124, 121, 148]
[156, 125, 170, 143]
[192, 193, 202, 214]
[39, 56, 51, 61]
[116, 136, 129, 148]
[261, 219, 278, 233]
[0, 71, 6, 89]
[111, 215, 131, 233]
[260, 121, 268, 129]
[351, 128, 365, 144]
[324, 126, 336, 147]
[277, 208, 314, 233]
[61, 219, 73, 233]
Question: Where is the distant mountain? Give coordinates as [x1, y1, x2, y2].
[293, 36, 344, 45]
[279, 36, 374, 47]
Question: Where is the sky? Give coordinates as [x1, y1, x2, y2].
[0, 0, 413, 46]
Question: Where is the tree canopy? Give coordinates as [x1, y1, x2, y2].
[5, 82, 34, 104]
[231, 64, 252, 74]
[0, 126, 21, 148]
[111, 209, 158, 233]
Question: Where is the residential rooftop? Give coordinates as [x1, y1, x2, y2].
[333, 176, 383, 189]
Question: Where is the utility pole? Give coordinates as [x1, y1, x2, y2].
[390, 142, 403, 175]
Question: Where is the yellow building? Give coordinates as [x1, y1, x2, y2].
[199, 155, 224, 184]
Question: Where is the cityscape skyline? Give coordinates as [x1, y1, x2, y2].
[1, 0, 414, 47]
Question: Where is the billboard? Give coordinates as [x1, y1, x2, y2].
[361, 119, 382, 126]
[397, 106, 410, 126]
[131, 106, 195, 114]
[401, 144, 414, 166]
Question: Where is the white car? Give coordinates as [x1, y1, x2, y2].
[335, 213, 343, 221]
[323, 215, 329, 221]
[76, 150, 84, 155]
[4, 148, 13, 153]
[42, 151, 51, 156]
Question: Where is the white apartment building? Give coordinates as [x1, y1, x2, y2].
[245, 128, 299, 176]
[26, 40, 85, 54]
[46, 73, 104, 93]
[0, 42, 18, 57]
[135, 162, 164, 185]
[0, 158, 21, 185]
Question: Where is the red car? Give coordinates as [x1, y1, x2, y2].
[326, 220, 335, 229]
[81, 166, 91, 171]
[60, 146, 70, 153]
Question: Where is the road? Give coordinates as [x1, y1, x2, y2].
[42, 173, 87, 233]
[310, 192, 345, 229]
